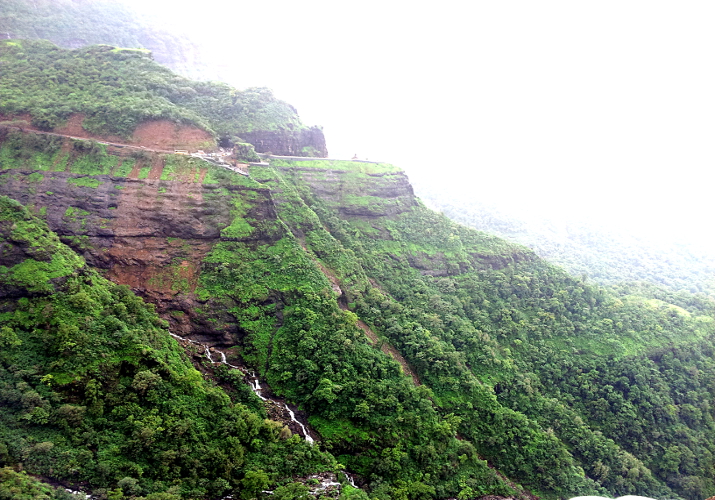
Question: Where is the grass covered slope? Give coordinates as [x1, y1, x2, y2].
[0, 39, 306, 141]
[0, 0, 210, 80]
[2, 128, 714, 499]
[262, 159, 715, 500]
[192, 194, 517, 500]
[0, 196, 336, 499]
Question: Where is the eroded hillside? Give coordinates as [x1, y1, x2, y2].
[0, 39, 327, 157]
[0, 194, 339, 499]
[3, 128, 715, 500]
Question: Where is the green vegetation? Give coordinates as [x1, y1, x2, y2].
[418, 188, 715, 298]
[0, 127, 63, 170]
[271, 159, 401, 174]
[0, 39, 308, 141]
[112, 159, 135, 177]
[160, 155, 204, 182]
[0, 0, 211, 80]
[0, 197, 84, 292]
[67, 177, 103, 188]
[0, 467, 81, 499]
[68, 141, 116, 175]
[194, 178, 517, 499]
[0, 129, 133, 180]
[0, 196, 337, 499]
[1, 54, 714, 497]
[247, 161, 715, 500]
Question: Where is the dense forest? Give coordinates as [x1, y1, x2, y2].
[0, 39, 318, 150]
[0, 10, 714, 499]
[3, 126, 714, 498]
[262, 160, 715, 500]
[0, 196, 341, 499]
[415, 186, 715, 297]
[0, 0, 216, 80]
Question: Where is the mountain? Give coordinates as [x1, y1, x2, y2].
[1, 115, 715, 499]
[0, 0, 216, 80]
[0, 39, 327, 157]
[415, 185, 715, 298]
[0, 32, 715, 500]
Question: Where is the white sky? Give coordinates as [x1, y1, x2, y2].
[123, 0, 715, 248]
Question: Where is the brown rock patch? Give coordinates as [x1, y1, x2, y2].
[54, 113, 125, 143]
[1, 113, 215, 152]
[131, 120, 214, 151]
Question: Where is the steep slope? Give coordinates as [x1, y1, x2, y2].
[0, 39, 327, 156]
[2, 131, 715, 499]
[0, 195, 338, 498]
[0, 130, 518, 500]
[265, 159, 715, 500]
[416, 186, 715, 297]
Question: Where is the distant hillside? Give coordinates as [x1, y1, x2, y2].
[416, 184, 715, 297]
[0, 0, 213, 80]
[3, 128, 715, 498]
[0, 39, 327, 155]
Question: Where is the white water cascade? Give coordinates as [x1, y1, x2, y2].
[170, 333, 314, 443]
[345, 473, 357, 488]
[250, 373, 314, 444]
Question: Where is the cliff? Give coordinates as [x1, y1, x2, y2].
[0, 128, 282, 343]
[0, 194, 336, 499]
[1, 129, 714, 500]
[0, 40, 325, 156]
[242, 126, 328, 158]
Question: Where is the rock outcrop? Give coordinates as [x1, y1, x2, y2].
[0, 149, 279, 343]
[242, 126, 328, 157]
[276, 163, 417, 218]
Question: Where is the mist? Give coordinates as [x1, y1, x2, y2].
[122, 0, 715, 249]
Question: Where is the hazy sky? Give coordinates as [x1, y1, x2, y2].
[123, 0, 715, 247]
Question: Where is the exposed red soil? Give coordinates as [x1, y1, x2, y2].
[103, 181, 214, 321]
[131, 120, 214, 151]
[128, 160, 142, 179]
[54, 114, 125, 143]
[0, 113, 215, 151]
[0, 113, 33, 127]
[146, 155, 165, 180]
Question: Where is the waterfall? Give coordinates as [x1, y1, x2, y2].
[170, 333, 314, 443]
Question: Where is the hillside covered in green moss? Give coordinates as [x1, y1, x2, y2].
[1, 124, 714, 500]
[0, 39, 326, 156]
[0, 0, 210, 79]
[0, 19, 714, 497]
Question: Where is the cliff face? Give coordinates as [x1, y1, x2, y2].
[242, 126, 328, 157]
[274, 161, 417, 217]
[4, 130, 714, 500]
[0, 131, 281, 343]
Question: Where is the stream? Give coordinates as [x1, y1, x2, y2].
[169, 333, 314, 444]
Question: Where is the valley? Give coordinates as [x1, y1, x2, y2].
[0, 36, 714, 500]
